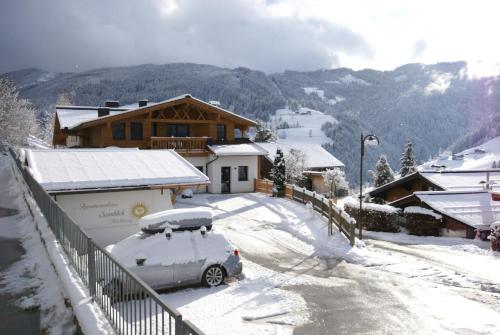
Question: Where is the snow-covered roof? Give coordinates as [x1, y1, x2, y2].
[208, 143, 268, 156]
[414, 191, 500, 229]
[56, 106, 130, 129]
[255, 142, 344, 169]
[420, 170, 500, 191]
[25, 148, 209, 191]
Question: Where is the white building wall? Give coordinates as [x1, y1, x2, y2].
[207, 155, 258, 193]
[184, 156, 209, 193]
[55, 189, 172, 247]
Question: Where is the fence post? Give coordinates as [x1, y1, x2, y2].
[338, 209, 343, 235]
[349, 223, 355, 246]
[328, 199, 333, 236]
[87, 237, 96, 297]
[301, 188, 305, 203]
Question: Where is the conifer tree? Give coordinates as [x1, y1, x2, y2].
[254, 121, 276, 142]
[371, 155, 395, 187]
[399, 138, 417, 177]
[492, 161, 497, 169]
[271, 149, 286, 196]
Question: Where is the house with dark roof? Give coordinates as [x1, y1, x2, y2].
[369, 170, 500, 238]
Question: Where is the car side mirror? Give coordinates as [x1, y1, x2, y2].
[200, 226, 207, 236]
[165, 227, 172, 240]
[136, 258, 146, 266]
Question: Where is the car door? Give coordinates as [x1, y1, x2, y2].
[173, 233, 204, 284]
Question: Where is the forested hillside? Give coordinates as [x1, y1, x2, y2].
[3, 61, 500, 185]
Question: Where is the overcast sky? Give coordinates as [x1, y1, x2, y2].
[1, 0, 500, 75]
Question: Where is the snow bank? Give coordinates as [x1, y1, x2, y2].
[404, 206, 442, 220]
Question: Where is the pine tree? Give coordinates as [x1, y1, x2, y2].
[284, 148, 306, 185]
[492, 161, 498, 169]
[371, 155, 395, 187]
[254, 121, 276, 142]
[399, 138, 417, 177]
[271, 149, 286, 196]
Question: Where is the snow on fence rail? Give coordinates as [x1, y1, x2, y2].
[8, 147, 204, 335]
[254, 179, 355, 246]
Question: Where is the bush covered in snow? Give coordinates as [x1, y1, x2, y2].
[403, 207, 443, 236]
[489, 221, 500, 251]
[344, 198, 401, 232]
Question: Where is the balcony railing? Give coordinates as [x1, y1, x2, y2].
[151, 137, 208, 152]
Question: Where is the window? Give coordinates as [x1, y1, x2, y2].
[152, 123, 158, 136]
[216, 124, 226, 141]
[131, 122, 143, 140]
[196, 166, 204, 173]
[166, 124, 189, 137]
[238, 166, 248, 181]
[112, 122, 125, 140]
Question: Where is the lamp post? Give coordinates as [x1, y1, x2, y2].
[358, 132, 380, 239]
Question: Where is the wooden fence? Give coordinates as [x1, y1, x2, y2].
[254, 179, 356, 246]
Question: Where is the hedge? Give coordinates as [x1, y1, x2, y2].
[344, 199, 401, 233]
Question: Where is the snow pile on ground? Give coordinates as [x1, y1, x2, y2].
[404, 206, 443, 219]
[160, 260, 310, 335]
[343, 197, 401, 214]
[178, 193, 376, 265]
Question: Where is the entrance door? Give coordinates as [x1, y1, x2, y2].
[221, 166, 231, 193]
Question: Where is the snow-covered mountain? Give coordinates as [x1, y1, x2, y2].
[421, 136, 500, 171]
[3, 61, 500, 184]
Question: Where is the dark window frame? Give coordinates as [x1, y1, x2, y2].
[112, 122, 126, 140]
[216, 124, 227, 141]
[238, 166, 249, 181]
[130, 122, 143, 140]
[166, 124, 190, 137]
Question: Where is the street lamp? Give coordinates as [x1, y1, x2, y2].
[358, 133, 380, 239]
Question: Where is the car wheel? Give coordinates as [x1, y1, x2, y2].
[202, 265, 225, 287]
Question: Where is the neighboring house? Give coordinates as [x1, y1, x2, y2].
[391, 191, 500, 239]
[369, 170, 500, 203]
[52, 94, 262, 193]
[369, 169, 500, 239]
[23, 148, 209, 246]
[255, 142, 345, 193]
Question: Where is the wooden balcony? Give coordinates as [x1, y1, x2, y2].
[150, 137, 209, 155]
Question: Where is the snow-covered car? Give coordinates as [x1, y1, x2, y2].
[139, 207, 213, 233]
[105, 228, 242, 291]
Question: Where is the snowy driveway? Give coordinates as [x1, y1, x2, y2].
[165, 193, 500, 335]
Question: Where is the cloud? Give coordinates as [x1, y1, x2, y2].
[0, 0, 373, 73]
[412, 39, 427, 60]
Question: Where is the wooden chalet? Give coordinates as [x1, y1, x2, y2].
[53, 94, 256, 154]
[368, 171, 444, 203]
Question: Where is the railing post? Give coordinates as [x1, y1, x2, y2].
[328, 199, 333, 236]
[87, 237, 96, 297]
[175, 315, 183, 335]
[302, 187, 305, 203]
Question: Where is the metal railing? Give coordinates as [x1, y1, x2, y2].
[254, 179, 356, 246]
[9, 147, 203, 335]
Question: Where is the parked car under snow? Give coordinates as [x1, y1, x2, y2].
[105, 226, 242, 290]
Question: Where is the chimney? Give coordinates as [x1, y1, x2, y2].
[105, 100, 120, 108]
[98, 107, 110, 117]
[138, 99, 148, 107]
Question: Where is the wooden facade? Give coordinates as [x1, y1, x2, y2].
[53, 95, 256, 157]
[369, 172, 443, 203]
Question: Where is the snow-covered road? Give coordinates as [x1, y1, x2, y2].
[171, 193, 500, 335]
